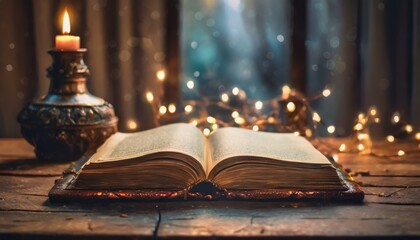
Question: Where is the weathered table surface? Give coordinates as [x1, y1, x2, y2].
[0, 138, 419, 239]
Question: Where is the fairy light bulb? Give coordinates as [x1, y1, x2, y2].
[386, 135, 395, 143]
[312, 112, 321, 122]
[327, 125, 335, 134]
[354, 123, 363, 131]
[282, 85, 291, 98]
[203, 128, 210, 136]
[168, 104, 176, 113]
[255, 101, 263, 110]
[187, 80, 194, 89]
[156, 70, 166, 81]
[159, 106, 167, 115]
[286, 102, 296, 112]
[184, 105, 193, 113]
[392, 112, 400, 124]
[405, 125, 413, 133]
[145, 92, 154, 103]
[252, 125, 259, 131]
[234, 117, 245, 125]
[357, 143, 365, 151]
[232, 87, 239, 95]
[415, 132, 420, 140]
[397, 150, 405, 156]
[322, 89, 331, 97]
[231, 111, 239, 118]
[221, 93, 229, 102]
[339, 143, 346, 152]
[127, 119, 137, 130]
[207, 116, 216, 124]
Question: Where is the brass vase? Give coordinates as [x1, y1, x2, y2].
[17, 49, 118, 162]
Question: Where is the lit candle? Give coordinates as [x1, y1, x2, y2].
[55, 9, 80, 50]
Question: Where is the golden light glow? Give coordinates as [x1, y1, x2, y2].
[268, 117, 275, 123]
[293, 131, 300, 136]
[386, 135, 395, 143]
[203, 128, 210, 136]
[392, 113, 400, 124]
[234, 117, 245, 125]
[358, 113, 365, 120]
[187, 80, 194, 89]
[397, 150, 405, 156]
[369, 107, 377, 116]
[312, 112, 321, 122]
[252, 125, 259, 131]
[127, 119, 137, 130]
[221, 93, 229, 102]
[231, 111, 239, 118]
[357, 143, 365, 151]
[282, 85, 291, 97]
[354, 123, 363, 131]
[212, 124, 218, 130]
[62, 9, 71, 34]
[374, 117, 380, 123]
[156, 70, 166, 81]
[405, 124, 413, 133]
[255, 101, 263, 110]
[332, 154, 339, 162]
[207, 116, 216, 124]
[190, 119, 198, 126]
[357, 133, 368, 140]
[305, 129, 312, 137]
[232, 87, 239, 95]
[327, 125, 335, 134]
[415, 132, 420, 140]
[145, 92, 154, 103]
[184, 105, 193, 113]
[168, 104, 176, 113]
[322, 89, 331, 97]
[286, 102, 296, 112]
[159, 106, 167, 115]
[339, 143, 346, 152]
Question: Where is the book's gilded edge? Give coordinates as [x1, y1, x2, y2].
[49, 155, 364, 203]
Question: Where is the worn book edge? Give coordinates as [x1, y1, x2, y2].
[48, 154, 364, 203]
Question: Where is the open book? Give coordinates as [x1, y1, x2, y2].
[50, 123, 364, 201]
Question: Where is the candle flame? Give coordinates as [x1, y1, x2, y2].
[62, 9, 71, 34]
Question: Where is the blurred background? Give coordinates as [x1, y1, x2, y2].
[0, 0, 419, 137]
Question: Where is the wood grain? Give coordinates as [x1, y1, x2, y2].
[0, 138, 419, 239]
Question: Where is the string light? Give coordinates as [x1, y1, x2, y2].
[221, 93, 229, 102]
[357, 143, 365, 151]
[159, 106, 167, 115]
[305, 129, 312, 137]
[127, 119, 137, 130]
[190, 119, 198, 126]
[207, 116, 216, 124]
[327, 125, 335, 134]
[357, 133, 368, 140]
[146, 92, 154, 103]
[255, 101, 263, 110]
[282, 85, 291, 98]
[156, 70, 166, 81]
[369, 107, 377, 116]
[397, 150, 405, 156]
[405, 125, 413, 133]
[252, 125, 259, 131]
[234, 117, 245, 125]
[184, 105, 193, 113]
[354, 123, 363, 131]
[187, 80, 195, 89]
[386, 135, 395, 143]
[203, 128, 210, 136]
[415, 132, 420, 140]
[293, 131, 300, 136]
[392, 112, 400, 124]
[322, 89, 331, 97]
[168, 104, 176, 113]
[232, 87, 239, 95]
[312, 112, 321, 122]
[231, 111, 239, 118]
[339, 143, 346, 152]
[286, 102, 296, 112]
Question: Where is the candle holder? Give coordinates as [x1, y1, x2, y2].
[17, 49, 118, 162]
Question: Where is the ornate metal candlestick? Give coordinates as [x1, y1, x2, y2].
[18, 49, 118, 162]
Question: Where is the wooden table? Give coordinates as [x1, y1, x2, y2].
[1, 139, 419, 239]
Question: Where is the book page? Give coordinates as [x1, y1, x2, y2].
[208, 127, 330, 170]
[91, 123, 206, 169]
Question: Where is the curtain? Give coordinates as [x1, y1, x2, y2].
[0, 0, 419, 137]
[0, 0, 165, 137]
